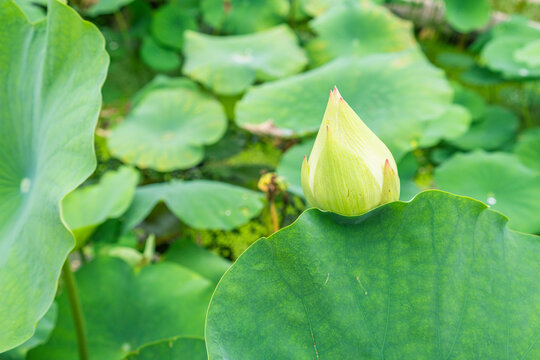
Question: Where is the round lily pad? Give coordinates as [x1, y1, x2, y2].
[27, 257, 214, 360]
[448, 106, 518, 150]
[201, 0, 289, 34]
[418, 104, 472, 148]
[435, 151, 540, 233]
[127, 337, 206, 360]
[236, 51, 453, 160]
[307, 2, 416, 65]
[206, 191, 540, 358]
[62, 166, 139, 247]
[514, 39, 540, 68]
[140, 36, 181, 72]
[0, 0, 108, 351]
[482, 36, 540, 79]
[183, 25, 307, 95]
[121, 180, 265, 232]
[108, 79, 227, 172]
[151, 3, 197, 50]
[443, 0, 491, 33]
[514, 127, 540, 172]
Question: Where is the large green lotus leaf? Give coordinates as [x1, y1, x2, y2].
[201, 0, 289, 34]
[164, 239, 231, 284]
[122, 180, 265, 232]
[107, 79, 227, 172]
[151, 3, 197, 50]
[28, 257, 214, 360]
[236, 51, 452, 160]
[0, 303, 57, 360]
[307, 2, 416, 66]
[443, 0, 491, 33]
[514, 128, 540, 172]
[127, 337, 206, 360]
[435, 151, 540, 233]
[514, 39, 540, 67]
[482, 36, 540, 79]
[0, 0, 107, 351]
[418, 104, 471, 148]
[62, 166, 139, 246]
[140, 36, 181, 72]
[84, 0, 134, 17]
[206, 191, 540, 359]
[448, 106, 518, 150]
[183, 25, 307, 95]
[276, 139, 315, 197]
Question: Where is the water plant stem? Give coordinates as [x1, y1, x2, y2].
[269, 200, 279, 233]
[62, 260, 89, 360]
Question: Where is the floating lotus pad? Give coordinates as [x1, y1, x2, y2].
[435, 151, 540, 234]
[201, 0, 289, 34]
[62, 166, 139, 247]
[27, 257, 214, 360]
[151, 3, 197, 50]
[418, 104, 471, 148]
[183, 25, 307, 95]
[307, 2, 417, 65]
[0, 0, 108, 351]
[108, 79, 227, 172]
[514, 39, 540, 67]
[448, 105, 518, 150]
[121, 180, 265, 232]
[443, 0, 491, 33]
[482, 36, 540, 78]
[236, 51, 452, 160]
[140, 36, 181, 72]
[480, 18, 540, 79]
[206, 191, 540, 358]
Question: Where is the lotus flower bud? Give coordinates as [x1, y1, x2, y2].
[301, 86, 400, 216]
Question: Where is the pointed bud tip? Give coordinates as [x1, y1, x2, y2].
[330, 86, 342, 100]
